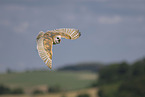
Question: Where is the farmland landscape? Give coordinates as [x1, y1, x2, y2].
[1, 58, 145, 97]
[0, 69, 98, 97]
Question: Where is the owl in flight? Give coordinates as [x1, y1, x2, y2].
[36, 28, 81, 69]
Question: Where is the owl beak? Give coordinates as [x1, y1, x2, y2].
[58, 39, 61, 42]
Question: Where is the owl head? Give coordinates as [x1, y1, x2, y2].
[53, 35, 61, 44]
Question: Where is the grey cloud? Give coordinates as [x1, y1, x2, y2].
[14, 22, 29, 33]
[97, 16, 122, 24]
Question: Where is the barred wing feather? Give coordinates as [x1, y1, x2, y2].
[36, 35, 52, 69]
[52, 28, 81, 40]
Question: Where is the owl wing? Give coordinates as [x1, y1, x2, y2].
[50, 28, 81, 40]
[36, 32, 53, 69]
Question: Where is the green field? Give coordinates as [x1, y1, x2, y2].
[0, 70, 97, 92]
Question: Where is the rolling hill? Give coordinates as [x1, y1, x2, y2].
[0, 70, 97, 94]
[58, 62, 104, 72]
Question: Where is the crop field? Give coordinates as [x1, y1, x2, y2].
[0, 70, 98, 97]
[0, 88, 98, 97]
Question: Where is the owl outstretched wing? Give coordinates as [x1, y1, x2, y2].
[37, 28, 81, 69]
[36, 32, 53, 69]
[50, 28, 81, 40]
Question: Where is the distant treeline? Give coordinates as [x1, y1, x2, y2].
[0, 84, 91, 97]
[5, 62, 104, 73]
[97, 58, 145, 97]
[0, 84, 63, 95]
[0, 85, 24, 95]
[58, 62, 104, 72]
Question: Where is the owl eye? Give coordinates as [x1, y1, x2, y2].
[57, 37, 59, 39]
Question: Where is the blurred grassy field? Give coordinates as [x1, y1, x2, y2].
[0, 88, 98, 97]
[0, 70, 98, 95]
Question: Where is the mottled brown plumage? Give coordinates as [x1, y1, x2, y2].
[36, 28, 81, 69]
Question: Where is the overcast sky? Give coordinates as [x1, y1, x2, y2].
[0, 0, 145, 72]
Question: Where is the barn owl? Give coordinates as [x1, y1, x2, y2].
[36, 28, 81, 69]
